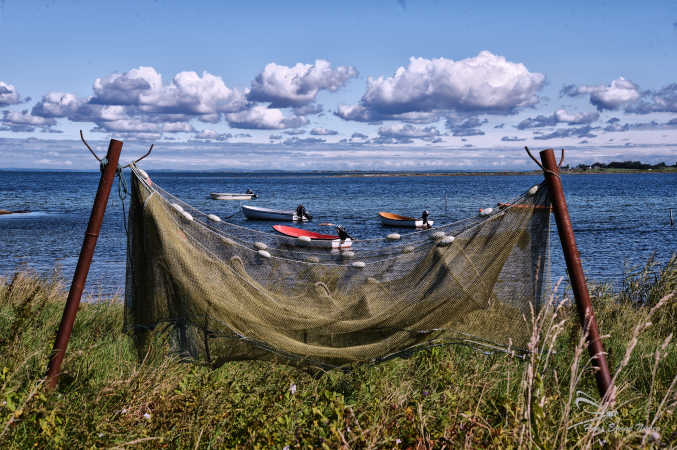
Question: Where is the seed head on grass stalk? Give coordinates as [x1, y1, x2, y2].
[580, 292, 674, 448]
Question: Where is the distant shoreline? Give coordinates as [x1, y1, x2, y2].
[1, 167, 676, 176]
[327, 168, 677, 177]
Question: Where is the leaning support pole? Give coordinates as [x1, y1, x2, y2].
[46, 139, 123, 389]
[539, 148, 614, 402]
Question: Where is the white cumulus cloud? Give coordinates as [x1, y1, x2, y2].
[517, 109, 599, 129]
[225, 105, 308, 129]
[91, 66, 248, 117]
[0, 82, 22, 106]
[561, 77, 640, 111]
[625, 83, 677, 114]
[374, 123, 441, 143]
[248, 59, 358, 107]
[1, 110, 57, 132]
[31, 92, 82, 118]
[337, 51, 545, 122]
[91, 66, 162, 105]
[140, 70, 248, 115]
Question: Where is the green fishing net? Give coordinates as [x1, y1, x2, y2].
[125, 166, 551, 368]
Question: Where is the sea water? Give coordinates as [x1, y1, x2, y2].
[1, 170, 675, 297]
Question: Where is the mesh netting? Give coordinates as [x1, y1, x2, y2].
[124, 166, 551, 368]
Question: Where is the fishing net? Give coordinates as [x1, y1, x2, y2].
[124, 166, 552, 368]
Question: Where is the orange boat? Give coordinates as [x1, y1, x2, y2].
[378, 211, 433, 228]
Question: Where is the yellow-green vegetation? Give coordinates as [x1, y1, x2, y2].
[1, 256, 675, 448]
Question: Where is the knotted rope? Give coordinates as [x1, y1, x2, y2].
[525, 146, 565, 178]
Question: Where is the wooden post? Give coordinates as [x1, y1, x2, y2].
[46, 139, 123, 389]
[539, 149, 613, 401]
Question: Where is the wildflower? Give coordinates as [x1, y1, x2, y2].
[395, 438, 402, 444]
[290, 383, 297, 395]
[143, 412, 151, 420]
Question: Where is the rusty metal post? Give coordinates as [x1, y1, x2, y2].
[539, 149, 613, 401]
[46, 139, 123, 389]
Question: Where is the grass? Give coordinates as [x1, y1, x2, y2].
[0, 256, 675, 449]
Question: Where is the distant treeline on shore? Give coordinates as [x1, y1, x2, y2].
[566, 160, 677, 171]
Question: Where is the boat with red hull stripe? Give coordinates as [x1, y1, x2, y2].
[272, 225, 352, 248]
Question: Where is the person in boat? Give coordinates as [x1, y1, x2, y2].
[295, 204, 312, 221]
[335, 224, 353, 241]
[421, 210, 431, 229]
[246, 188, 257, 199]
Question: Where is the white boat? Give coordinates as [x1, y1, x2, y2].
[242, 205, 309, 221]
[210, 192, 257, 200]
[378, 211, 433, 228]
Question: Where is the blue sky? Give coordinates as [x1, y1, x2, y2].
[1, 0, 676, 170]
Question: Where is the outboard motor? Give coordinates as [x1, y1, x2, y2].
[335, 225, 353, 241]
[421, 210, 430, 228]
[295, 204, 312, 221]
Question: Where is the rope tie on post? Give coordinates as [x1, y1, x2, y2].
[80, 130, 151, 239]
[81, 129, 154, 167]
[525, 146, 564, 177]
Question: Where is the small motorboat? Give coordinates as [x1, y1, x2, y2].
[378, 210, 433, 228]
[272, 225, 352, 249]
[0, 209, 30, 215]
[242, 204, 311, 221]
[210, 190, 257, 200]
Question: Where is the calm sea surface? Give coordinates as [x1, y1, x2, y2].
[1, 170, 675, 297]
